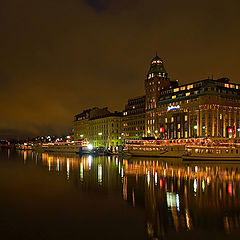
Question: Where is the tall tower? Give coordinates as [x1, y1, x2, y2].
[145, 55, 171, 136]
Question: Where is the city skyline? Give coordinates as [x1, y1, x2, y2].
[1, 0, 240, 138]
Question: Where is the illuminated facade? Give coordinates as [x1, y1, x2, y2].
[123, 158, 240, 238]
[145, 56, 178, 136]
[73, 56, 240, 141]
[157, 78, 240, 139]
[143, 56, 240, 139]
[74, 107, 122, 148]
[122, 95, 145, 140]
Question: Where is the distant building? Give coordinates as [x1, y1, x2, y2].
[122, 95, 145, 140]
[73, 107, 122, 148]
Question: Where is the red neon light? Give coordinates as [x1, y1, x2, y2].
[160, 127, 164, 133]
[228, 184, 233, 195]
[160, 179, 163, 189]
[228, 128, 233, 134]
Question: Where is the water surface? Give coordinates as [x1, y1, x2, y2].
[0, 149, 240, 239]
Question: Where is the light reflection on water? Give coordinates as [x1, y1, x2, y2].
[2, 150, 240, 239]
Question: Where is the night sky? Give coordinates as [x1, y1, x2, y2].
[0, 0, 240, 138]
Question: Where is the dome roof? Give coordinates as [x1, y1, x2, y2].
[151, 55, 163, 63]
[148, 55, 167, 75]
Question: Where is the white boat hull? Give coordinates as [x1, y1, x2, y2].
[127, 145, 185, 158]
[183, 155, 240, 161]
[33, 144, 88, 153]
[183, 146, 240, 161]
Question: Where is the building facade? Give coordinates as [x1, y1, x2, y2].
[73, 55, 240, 142]
[144, 56, 178, 136]
[157, 78, 240, 139]
[74, 107, 122, 148]
[122, 95, 145, 140]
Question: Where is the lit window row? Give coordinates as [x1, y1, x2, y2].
[224, 83, 239, 89]
[152, 60, 162, 64]
[148, 72, 166, 79]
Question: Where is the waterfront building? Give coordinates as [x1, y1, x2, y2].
[73, 55, 240, 142]
[156, 78, 240, 139]
[144, 56, 240, 139]
[73, 108, 92, 141]
[122, 95, 146, 140]
[74, 107, 122, 148]
[144, 56, 178, 136]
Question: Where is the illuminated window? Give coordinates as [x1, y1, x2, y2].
[219, 114, 222, 120]
[185, 131, 188, 138]
[185, 115, 188, 121]
[230, 84, 235, 88]
[171, 117, 174, 122]
[186, 92, 190, 96]
[165, 118, 168, 123]
[225, 84, 229, 88]
[177, 132, 181, 138]
[172, 95, 176, 99]
[178, 124, 181, 129]
[194, 90, 198, 94]
[236, 85, 239, 89]
[180, 86, 186, 91]
[174, 88, 179, 92]
[187, 84, 193, 90]
[158, 81, 160, 84]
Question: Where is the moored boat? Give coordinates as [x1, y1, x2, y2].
[125, 139, 189, 158]
[0, 140, 11, 148]
[33, 140, 90, 154]
[16, 143, 33, 150]
[183, 145, 240, 161]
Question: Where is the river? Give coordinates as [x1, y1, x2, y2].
[0, 149, 240, 239]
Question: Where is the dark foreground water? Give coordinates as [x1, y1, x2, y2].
[1, 150, 240, 239]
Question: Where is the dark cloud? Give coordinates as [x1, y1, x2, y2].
[84, 0, 108, 11]
[0, 0, 240, 137]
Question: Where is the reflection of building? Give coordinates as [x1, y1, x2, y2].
[122, 96, 146, 140]
[40, 153, 123, 192]
[123, 159, 240, 239]
[74, 107, 122, 148]
[25, 151, 240, 239]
